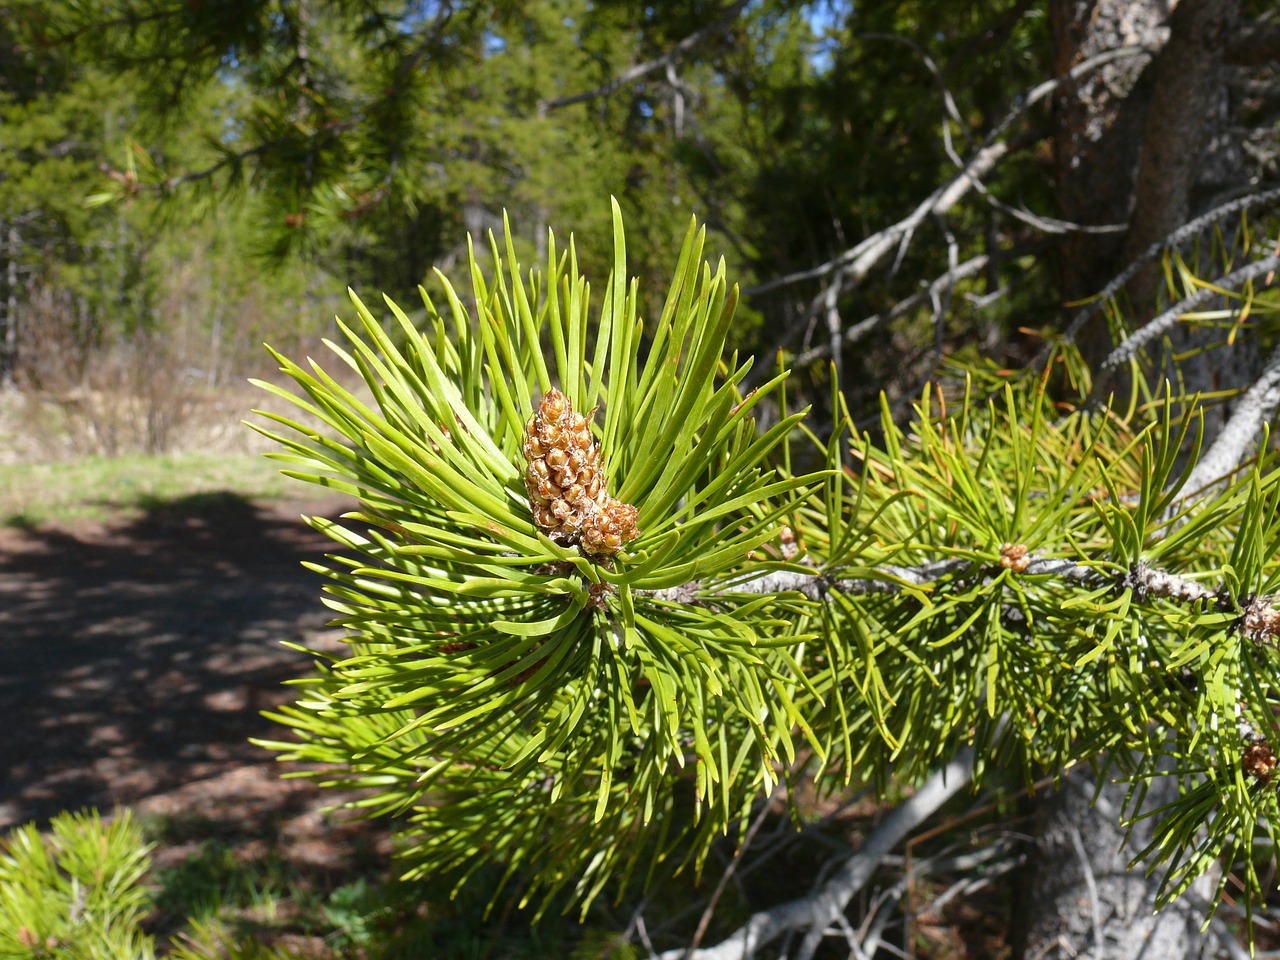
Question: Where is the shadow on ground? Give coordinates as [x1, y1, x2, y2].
[0, 492, 355, 833]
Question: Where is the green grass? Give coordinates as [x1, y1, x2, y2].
[139, 816, 631, 960]
[0, 452, 310, 528]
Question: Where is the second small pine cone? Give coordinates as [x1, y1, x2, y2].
[522, 388, 639, 556]
[581, 498, 640, 556]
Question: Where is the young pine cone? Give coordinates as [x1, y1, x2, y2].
[1244, 737, 1278, 785]
[522, 388, 639, 556]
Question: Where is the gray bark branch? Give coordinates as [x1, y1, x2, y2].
[647, 554, 1217, 605]
[656, 748, 974, 960]
[740, 45, 1153, 385]
[1090, 253, 1280, 397]
[1181, 342, 1280, 496]
[1053, 185, 1280, 355]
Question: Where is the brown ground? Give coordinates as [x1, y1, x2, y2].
[0, 492, 388, 870]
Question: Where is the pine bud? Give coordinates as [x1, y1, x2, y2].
[522, 388, 639, 556]
[1243, 736, 1278, 785]
[999, 542, 1031, 574]
[1243, 595, 1280, 646]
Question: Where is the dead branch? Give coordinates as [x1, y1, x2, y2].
[1090, 252, 1280, 400]
[654, 749, 975, 960]
[743, 45, 1154, 381]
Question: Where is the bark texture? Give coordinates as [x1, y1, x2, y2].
[1049, 0, 1166, 305]
[1050, 0, 1245, 373]
[1125, 0, 1240, 300]
[1012, 767, 1213, 960]
[1125, 0, 1251, 436]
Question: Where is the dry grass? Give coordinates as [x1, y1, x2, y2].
[0, 375, 343, 526]
[0, 450, 311, 527]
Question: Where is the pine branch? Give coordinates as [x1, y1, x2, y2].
[539, 0, 751, 111]
[655, 748, 975, 960]
[649, 555, 1219, 605]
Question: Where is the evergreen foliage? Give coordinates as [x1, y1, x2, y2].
[4, 0, 1279, 949]
[0, 810, 324, 959]
[253, 201, 824, 912]
[0, 809, 154, 960]
[254, 204, 1280, 930]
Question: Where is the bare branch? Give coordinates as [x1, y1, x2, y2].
[540, 0, 750, 111]
[931, 213, 960, 366]
[740, 46, 1154, 386]
[860, 32, 975, 156]
[744, 44, 1152, 302]
[824, 277, 845, 399]
[1049, 184, 1280, 360]
[1068, 825, 1107, 960]
[1091, 253, 1280, 398]
[1180, 342, 1280, 494]
[765, 240, 1045, 382]
[656, 749, 975, 960]
[782, 254, 990, 372]
[746, 140, 1010, 301]
[868, 31, 1125, 240]
[685, 786, 781, 959]
[971, 188, 1129, 235]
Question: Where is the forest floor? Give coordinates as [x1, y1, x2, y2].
[0, 492, 394, 881]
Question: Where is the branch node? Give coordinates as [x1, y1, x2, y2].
[1241, 594, 1280, 646]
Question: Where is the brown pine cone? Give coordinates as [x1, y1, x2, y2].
[522, 388, 638, 556]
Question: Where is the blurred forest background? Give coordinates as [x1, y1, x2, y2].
[3, 0, 1280, 957]
[2, 0, 1272, 470]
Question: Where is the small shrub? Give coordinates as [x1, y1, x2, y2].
[0, 809, 155, 960]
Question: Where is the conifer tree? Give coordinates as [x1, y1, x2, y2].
[254, 201, 1280, 954]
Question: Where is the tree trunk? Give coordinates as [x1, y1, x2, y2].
[1012, 766, 1214, 959]
[1125, 0, 1250, 434]
[1048, 0, 1165, 308]
[1, 224, 17, 389]
[1050, 0, 1246, 353]
[1124, 0, 1239, 270]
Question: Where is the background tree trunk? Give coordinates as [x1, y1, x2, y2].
[1012, 767, 1214, 959]
[1019, 2, 1251, 955]
[1, 224, 17, 389]
[1048, 0, 1165, 307]
[1124, 0, 1239, 271]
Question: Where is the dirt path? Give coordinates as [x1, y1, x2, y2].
[0, 493, 357, 839]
